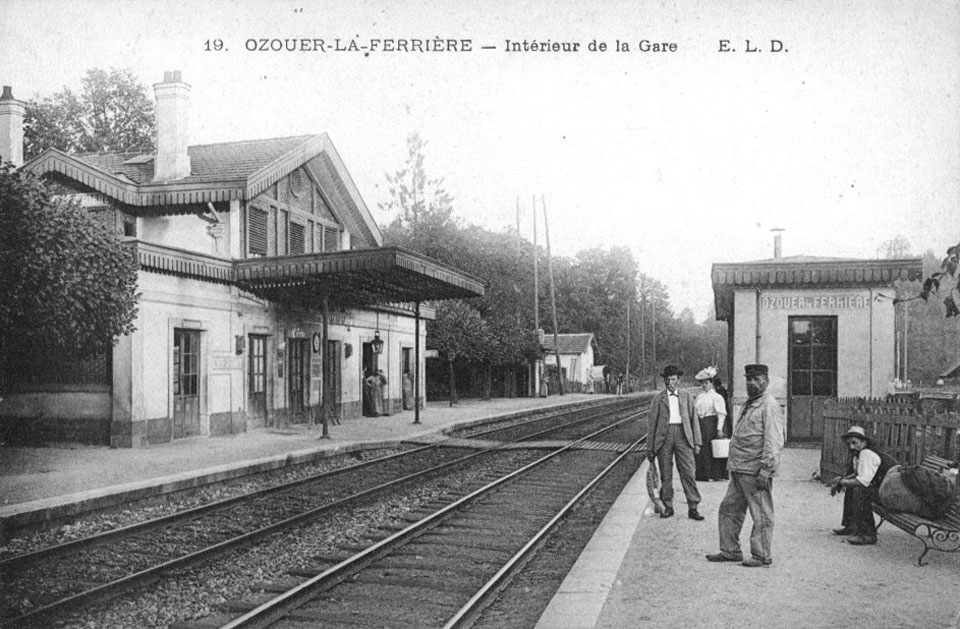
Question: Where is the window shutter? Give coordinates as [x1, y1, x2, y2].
[290, 222, 305, 255]
[248, 206, 268, 256]
[323, 225, 339, 252]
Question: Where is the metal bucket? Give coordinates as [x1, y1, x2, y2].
[711, 438, 730, 458]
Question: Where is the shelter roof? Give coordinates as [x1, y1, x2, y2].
[711, 256, 923, 321]
[542, 333, 595, 355]
[232, 246, 486, 307]
[131, 241, 485, 307]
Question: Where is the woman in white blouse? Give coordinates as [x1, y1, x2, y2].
[694, 366, 729, 481]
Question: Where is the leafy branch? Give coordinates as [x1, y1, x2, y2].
[894, 241, 960, 317]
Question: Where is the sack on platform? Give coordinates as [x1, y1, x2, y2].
[711, 438, 730, 458]
[879, 465, 925, 515]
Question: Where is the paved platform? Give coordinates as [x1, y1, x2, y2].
[536, 447, 960, 629]
[0, 393, 612, 539]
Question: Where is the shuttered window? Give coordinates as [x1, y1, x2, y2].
[290, 222, 305, 255]
[248, 206, 268, 256]
[323, 225, 339, 252]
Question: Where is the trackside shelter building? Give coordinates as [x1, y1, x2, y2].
[0, 72, 485, 447]
[712, 254, 922, 442]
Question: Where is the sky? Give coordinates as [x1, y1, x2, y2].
[1, 0, 958, 321]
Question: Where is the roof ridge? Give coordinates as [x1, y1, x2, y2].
[189, 134, 319, 149]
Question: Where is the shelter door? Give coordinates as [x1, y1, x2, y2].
[787, 316, 837, 442]
[173, 329, 201, 439]
[248, 335, 267, 423]
[288, 338, 307, 419]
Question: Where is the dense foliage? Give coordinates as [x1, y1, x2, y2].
[23, 68, 155, 161]
[0, 162, 140, 360]
[380, 133, 726, 395]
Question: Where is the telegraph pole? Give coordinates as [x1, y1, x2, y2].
[542, 194, 563, 395]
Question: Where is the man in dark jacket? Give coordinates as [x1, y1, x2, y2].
[645, 365, 703, 520]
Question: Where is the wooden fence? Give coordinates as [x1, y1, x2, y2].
[820, 397, 960, 481]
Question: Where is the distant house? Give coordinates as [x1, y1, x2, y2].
[542, 333, 596, 392]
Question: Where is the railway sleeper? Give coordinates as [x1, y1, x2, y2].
[252, 575, 311, 592]
[392, 543, 513, 562]
[304, 582, 465, 608]
[353, 569, 481, 593]
[286, 605, 453, 629]
[374, 555, 495, 575]
[415, 532, 526, 551]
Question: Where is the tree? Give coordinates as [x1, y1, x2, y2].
[0, 162, 140, 375]
[878, 236, 912, 259]
[24, 67, 155, 160]
[895, 240, 960, 317]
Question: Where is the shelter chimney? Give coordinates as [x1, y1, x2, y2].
[152, 70, 191, 182]
[0, 85, 26, 167]
[772, 228, 784, 259]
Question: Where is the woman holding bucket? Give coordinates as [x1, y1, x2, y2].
[694, 366, 729, 481]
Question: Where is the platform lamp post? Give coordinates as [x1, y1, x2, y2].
[413, 302, 422, 424]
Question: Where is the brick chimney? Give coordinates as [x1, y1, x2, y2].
[0, 85, 25, 167]
[152, 71, 191, 182]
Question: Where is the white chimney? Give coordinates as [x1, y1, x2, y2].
[0, 85, 25, 167]
[772, 228, 784, 259]
[152, 70, 191, 182]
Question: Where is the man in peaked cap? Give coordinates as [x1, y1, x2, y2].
[645, 365, 704, 520]
[706, 363, 786, 567]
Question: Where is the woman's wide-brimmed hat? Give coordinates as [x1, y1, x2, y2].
[695, 366, 718, 381]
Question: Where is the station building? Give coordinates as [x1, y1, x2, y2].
[542, 333, 597, 393]
[0, 72, 485, 447]
[712, 247, 922, 442]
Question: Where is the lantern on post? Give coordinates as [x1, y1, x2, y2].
[371, 330, 384, 354]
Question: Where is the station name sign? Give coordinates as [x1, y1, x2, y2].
[761, 295, 868, 310]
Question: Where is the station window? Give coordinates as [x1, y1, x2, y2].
[248, 206, 268, 256]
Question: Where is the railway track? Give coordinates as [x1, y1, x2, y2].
[0, 397, 646, 628]
[180, 419, 645, 629]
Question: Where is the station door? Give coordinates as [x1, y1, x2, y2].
[787, 316, 837, 442]
[248, 335, 268, 424]
[288, 338, 308, 419]
[173, 329, 201, 439]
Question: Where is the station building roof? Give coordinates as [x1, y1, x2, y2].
[23, 134, 383, 248]
[711, 255, 924, 321]
[28, 135, 487, 309]
[541, 333, 595, 355]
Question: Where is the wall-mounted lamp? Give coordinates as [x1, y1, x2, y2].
[371, 330, 384, 354]
[235, 335, 245, 355]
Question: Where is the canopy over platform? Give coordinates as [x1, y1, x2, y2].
[234, 246, 486, 307]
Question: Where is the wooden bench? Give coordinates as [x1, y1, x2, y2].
[873, 454, 960, 565]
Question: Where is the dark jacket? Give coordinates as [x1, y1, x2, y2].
[645, 387, 701, 458]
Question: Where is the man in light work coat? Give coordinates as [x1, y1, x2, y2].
[706, 363, 786, 567]
[645, 365, 704, 520]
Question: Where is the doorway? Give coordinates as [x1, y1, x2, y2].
[787, 316, 837, 441]
[173, 329, 201, 439]
[248, 335, 268, 425]
[288, 338, 308, 420]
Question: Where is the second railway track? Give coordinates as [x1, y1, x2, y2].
[1, 396, 648, 628]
